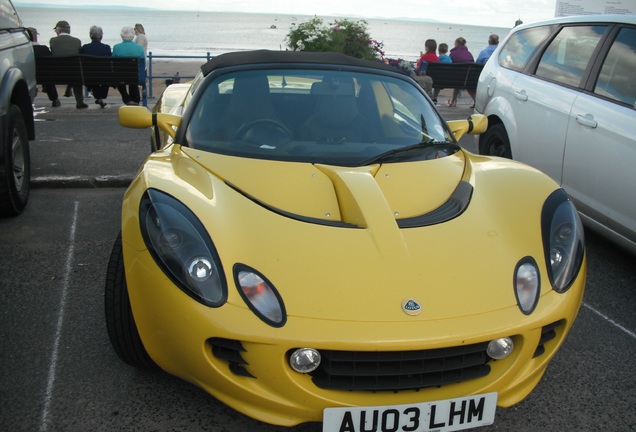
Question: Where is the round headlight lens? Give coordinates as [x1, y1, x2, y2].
[290, 348, 321, 373]
[514, 257, 540, 314]
[487, 337, 514, 360]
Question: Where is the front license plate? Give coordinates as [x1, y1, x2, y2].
[323, 392, 497, 432]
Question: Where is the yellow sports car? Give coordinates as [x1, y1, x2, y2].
[105, 50, 586, 430]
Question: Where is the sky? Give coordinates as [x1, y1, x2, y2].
[13, 0, 559, 28]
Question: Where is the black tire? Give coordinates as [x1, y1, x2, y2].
[105, 233, 158, 369]
[479, 123, 512, 159]
[0, 104, 30, 216]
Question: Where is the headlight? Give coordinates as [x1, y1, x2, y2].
[514, 257, 540, 314]
[234, 264, 286, 327]
[541, 189, 585, 293]
[139, 189, 227, 306]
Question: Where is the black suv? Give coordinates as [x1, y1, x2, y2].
[0, 0, 36, 216]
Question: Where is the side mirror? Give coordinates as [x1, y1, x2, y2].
[118, 106, 181, 139]
[446, 114, 488, 142]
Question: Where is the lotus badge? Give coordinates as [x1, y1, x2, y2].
[401, 298, 422, 316]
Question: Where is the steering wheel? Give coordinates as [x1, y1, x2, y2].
[234, 119, 294, 145]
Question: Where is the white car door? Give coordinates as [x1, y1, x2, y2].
[562, 26, 636, 245]
[511, 25, 609, 184]
[508, 74, 574, 183]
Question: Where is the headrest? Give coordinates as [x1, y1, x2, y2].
[311, 81, 355, 97]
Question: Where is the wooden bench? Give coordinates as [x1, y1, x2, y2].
[423, 62, 484, 90]
[35, 55, 144, 87]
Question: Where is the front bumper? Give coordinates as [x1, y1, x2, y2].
[124, 243, 585, 426]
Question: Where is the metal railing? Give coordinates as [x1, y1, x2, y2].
[146, 52, 214, 99]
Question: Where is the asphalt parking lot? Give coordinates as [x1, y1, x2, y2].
[0, 93, 634, 431]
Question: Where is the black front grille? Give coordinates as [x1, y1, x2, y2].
[306, 342, 491, 392]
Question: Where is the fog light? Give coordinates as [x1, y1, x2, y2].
[289, 348, 321, 373]
[487, 337, 514, 360]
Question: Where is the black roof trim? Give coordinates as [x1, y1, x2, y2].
[200, 50, 401, 76]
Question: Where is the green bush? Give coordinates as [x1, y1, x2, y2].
[286, 17, 384, 60]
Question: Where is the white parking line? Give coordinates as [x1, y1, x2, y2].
[38, 201, 79, 432]
[583, 302, 636, 341]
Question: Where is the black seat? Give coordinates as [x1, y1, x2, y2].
[214, 73, 277, 140]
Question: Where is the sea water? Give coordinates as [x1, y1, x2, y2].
[18, 6, 511, 62]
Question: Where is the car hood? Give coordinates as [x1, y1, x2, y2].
[183, 148, 468, 227]
[129, 146, 555, 322]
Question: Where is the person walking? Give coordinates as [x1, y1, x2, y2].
[133, 23, 149, 103]
[133, 23, 148, 56]
[49, 20, 88, 109]
[80, 25, 112, 108]
[113, 26, 146, 106]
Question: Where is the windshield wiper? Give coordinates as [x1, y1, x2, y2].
[359, 140, 459, 166]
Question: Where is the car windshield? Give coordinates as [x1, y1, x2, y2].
[184, 68, 455, 166]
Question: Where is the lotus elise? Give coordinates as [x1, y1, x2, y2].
[105, 50, 586, 430]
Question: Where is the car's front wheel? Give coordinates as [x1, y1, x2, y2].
[0, 104, 30, 216]
[479, 123, 512, 159]
[105, 233, 158, 369]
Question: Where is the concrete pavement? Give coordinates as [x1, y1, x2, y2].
[31, 91, 152, 188]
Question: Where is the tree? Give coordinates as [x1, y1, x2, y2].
[286, 17, 384, 60]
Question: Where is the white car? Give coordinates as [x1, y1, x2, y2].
[475, 14, 636, 254]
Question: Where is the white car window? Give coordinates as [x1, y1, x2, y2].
[594, 27, 636, 106]
[498, 26, 552, 71]
[536, 25, 607, 88]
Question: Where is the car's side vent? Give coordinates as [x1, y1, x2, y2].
[533, 320, 563, 358]
[209, 337, 255, 378]
[397, 181, 473, 228]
